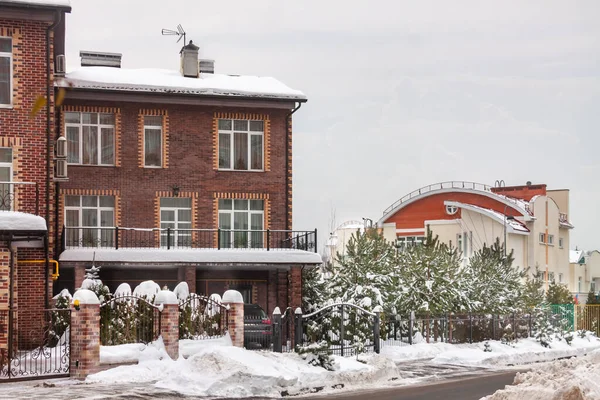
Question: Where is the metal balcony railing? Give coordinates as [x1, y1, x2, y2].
[0, 181, 39, 215]
[61, 227, 318, 252]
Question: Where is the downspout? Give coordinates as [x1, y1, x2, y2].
[8, 235, 14, 360]
[285, 102, 302, 232]
[46, 11, 62, 309]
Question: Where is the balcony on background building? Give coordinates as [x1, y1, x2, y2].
[0, 182, 40, 215]
[61, 227, 318, 253]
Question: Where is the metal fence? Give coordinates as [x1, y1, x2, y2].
[0, 309, 70, 381]
[0, 181, 39, 215]
[100, 295, 161, 346]
[179, 294, 229, 340]
[63, 227, 318, 252]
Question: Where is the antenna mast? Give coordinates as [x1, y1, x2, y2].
[161, 24, 187, 44]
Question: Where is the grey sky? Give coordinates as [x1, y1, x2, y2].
[64, 0, 600, 252]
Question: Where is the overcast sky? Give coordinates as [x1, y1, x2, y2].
[64, 0, 600, 252]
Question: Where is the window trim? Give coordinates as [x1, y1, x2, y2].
[218, 199, 265, 248]
[0, 36, 13, 108]
[559, 237, 564, 249]
[397, 235, 425, 251]
[218, 119, 264, 172]
[539, 233, 546, 244]
[159, 197, 192, 247]
[0, 147, 13, 211]
[65, 111, 116, 166]
[64, 195, 115, 247]
[548, 234, 554, 246]
[143, 116, 163, 168]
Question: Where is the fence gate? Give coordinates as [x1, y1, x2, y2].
[298, 303, 380, 356]
[100, 295, 161, 345]
[0, 309, 71, 381]
[179, 294, 229, 340]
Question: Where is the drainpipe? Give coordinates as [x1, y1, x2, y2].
[8, 235, 14, 357]
[285, 103, 302, 232]
[46, 12, 62, 308]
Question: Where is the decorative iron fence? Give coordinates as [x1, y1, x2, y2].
[100, 295, 161, 346]
[294, 303, 381, 356]
[0, 181, 39, 215]
[179, 294, 229, 340]
[0, 309, 70, 381]
[62, 227, 317, 252]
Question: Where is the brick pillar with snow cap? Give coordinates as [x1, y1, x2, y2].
[154, 290, 179, 360]
[222, 290, 244, 348]
[70, 289, 100, 380]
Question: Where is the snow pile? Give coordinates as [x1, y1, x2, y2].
[100, 337, 170, 365]
[52, 288, 72, 300]
[0, 211, 46, 231]
[483, 349, 600, 400]
[173, 282, 189, 301]
[114, 283, 132, 298]
[133, 280, 161, 299]
[382, 333, 600, 367]
[89, 345, 400, 397]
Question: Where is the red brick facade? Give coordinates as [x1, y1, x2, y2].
[70, 302, 100, 380]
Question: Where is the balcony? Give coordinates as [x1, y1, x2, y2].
[61, 227, 318, 252]
[0, 182, 40, 215]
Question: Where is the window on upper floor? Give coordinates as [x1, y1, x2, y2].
[65, 112, 115, 165]
[592, 281, 596, 293]
[64, 195, 115, 247]
[578, 276, 582, 293]
[0, 37, 12, 107]
[396, 236, 425, 251]
[0, 147, 12, 211]
[559, 273, 563, 283]
[548, 234, 554, 245]
[144, 116, 163, 167]
[539, 233, 546, 243]
[559, 237, 564, 249]
[218, 119, 264, 171]
[218, 199, 264, 248]
[549, 272, 555, 283]
[160, 197, 192, 248]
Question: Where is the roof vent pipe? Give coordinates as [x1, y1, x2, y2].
[180, 40, 199, 78]
[80, 51, 122, 68]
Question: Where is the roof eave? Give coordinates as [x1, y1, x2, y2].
[0, 1, 71, 12]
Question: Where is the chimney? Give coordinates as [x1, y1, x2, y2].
[80, 51, 122, 68]
[180, 40, 199, 78]
[199, 59, 214, 74]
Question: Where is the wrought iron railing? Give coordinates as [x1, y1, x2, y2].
[382, 181, 492, 216]
[62, 227, 318, 252]
[0, 181, 39, 215]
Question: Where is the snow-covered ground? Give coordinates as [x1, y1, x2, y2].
[86, 331, 600, 398]
[483, 348, 600, 400]
[383, 332, 600, 367]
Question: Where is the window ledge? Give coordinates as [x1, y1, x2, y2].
[144, 166, 163, 169]
[217, 169, 265, 173]
[67, 164, 117, 168]
[0, 104, 14, 109]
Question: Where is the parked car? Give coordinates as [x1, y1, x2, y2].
[244, 304, 272, 349]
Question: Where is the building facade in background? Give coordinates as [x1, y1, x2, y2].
[377, 181, 574, 293]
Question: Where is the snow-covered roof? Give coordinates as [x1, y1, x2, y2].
[570, 250, 585, 264]
[59, 248, 322, 265]
[444, 201, 530, 235]
[0, 211, 47, 231]
[57, 67, 307, 101]
[0, 0, 71, 9]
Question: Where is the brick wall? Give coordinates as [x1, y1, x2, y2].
[70, 302, 100, 380]
[57, 101, 290, 234]
[158, 303, 178, 359]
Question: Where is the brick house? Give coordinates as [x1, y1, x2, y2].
[0, 0, 71, 351]
[53, 43, 320, 314]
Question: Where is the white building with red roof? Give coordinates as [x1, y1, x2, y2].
[378, 181, 574, 292]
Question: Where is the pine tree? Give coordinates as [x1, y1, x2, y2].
[302, 266, 326, 313]
[464, 239, 525, 314]
[546, 282, 574, 305]
[521, 267, 545, 311]
[586, 290, 599, 305]
[533, 301, 556, 348]
[395, 229, 467, 315]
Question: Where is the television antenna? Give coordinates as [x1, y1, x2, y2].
[161, 24, 187, 44]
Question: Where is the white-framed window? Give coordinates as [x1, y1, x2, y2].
[0, 147, 12, 211]
[549, 272, 555, 283]
[559, 237, 564, 249]
[578, 276, 582, 293]
[539, 233, 546, 243]
[396, 236, 425, 251]
[592, 281, 596, 293]
[218, 199, 264, 248]
[455, 232, 472, 256]
[160, 197, 192, 247]
[218, 119, 264, 171]
[144, 116, 162, 167]
[548, 234, 554, 245]
[65, 195, 115, 247]
[558, 273, 563, 283]
[65, 112, 115, 165]
[445, 204, 458, 215]
[0, 37, 12, 107]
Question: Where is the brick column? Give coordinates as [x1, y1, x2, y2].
[222, 290, 244, 348]
[289, 267, 302, 309]
[70, 289, 100, 380]
[154, 290, 179, 360]
[74, 264, 86, 289]
[178, 266, 196, 294]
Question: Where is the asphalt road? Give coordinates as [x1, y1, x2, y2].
[301, 371, 518, 400]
